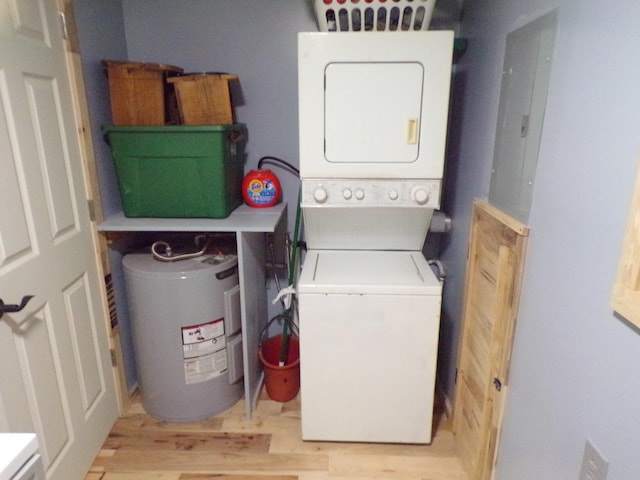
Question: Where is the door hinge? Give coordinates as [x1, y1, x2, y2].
[87, 199, 96, 222]
[58, 12, 69, 40]
[110, 348, 117, 367]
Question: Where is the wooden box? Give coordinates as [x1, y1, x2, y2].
[102, 60, 183, 125]
[167, 73, 238, 125]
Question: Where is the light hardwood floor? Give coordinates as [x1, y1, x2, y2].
[85, 388, 468, 480]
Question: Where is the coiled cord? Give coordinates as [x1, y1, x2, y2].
[151, 237, 214, 262]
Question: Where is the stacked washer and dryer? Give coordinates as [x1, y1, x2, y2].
[296, 31, 454, 444]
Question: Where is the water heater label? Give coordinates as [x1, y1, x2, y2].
[181, 318, 227, 384]
[182, 319, 224, 345]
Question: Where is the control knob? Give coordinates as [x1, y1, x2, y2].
[313, 186, 328, 204]
[411, 186, 431, 205]
[354, 188, 365, 200]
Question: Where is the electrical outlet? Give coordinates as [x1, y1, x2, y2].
[579, 439, 609, 480]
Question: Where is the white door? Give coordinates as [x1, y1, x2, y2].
[0, 1, 118, 479]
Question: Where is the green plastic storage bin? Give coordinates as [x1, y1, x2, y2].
[104, 124, 246, 218]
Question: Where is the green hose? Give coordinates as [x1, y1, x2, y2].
[279, 186, 302, 365]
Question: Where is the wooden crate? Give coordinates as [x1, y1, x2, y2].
[103, 60, 183, 125]
[167, 73, 238, 125]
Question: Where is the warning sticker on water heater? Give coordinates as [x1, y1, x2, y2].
[181, 318, 227, 384]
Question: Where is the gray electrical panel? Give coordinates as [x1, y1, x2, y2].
[489, 10, 558, 223]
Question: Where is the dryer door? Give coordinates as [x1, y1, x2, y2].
[325, 62, 423, 165]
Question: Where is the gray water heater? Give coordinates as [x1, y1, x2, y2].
[123, 252, 244, 422]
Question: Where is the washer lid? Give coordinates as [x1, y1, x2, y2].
[297, 250, 441, 295]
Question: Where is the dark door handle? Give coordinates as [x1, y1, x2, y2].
[0, 295, 35, 320]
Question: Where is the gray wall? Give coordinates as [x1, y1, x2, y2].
[441, 1, 640, 478]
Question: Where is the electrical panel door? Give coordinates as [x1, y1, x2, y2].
[489, 11, 557, 222]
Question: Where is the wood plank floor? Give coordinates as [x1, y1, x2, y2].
[85, 388, 468, 480]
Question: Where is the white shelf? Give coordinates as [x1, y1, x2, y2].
[97, 203, 286, 233]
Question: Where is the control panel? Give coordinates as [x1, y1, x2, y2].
[301, 179, 441, 208]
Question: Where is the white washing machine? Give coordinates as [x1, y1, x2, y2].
[297, 250, 442, 443]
